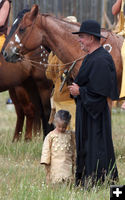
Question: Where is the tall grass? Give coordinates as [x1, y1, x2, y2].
[0, 91, 125, 200]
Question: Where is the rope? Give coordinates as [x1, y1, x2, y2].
[22, 57, 70, 73]
[22, 53, 85, 71]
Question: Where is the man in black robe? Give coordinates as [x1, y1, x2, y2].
[68, 20, 119, 186]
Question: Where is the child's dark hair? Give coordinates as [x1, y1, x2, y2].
[54, 110, 71, 125]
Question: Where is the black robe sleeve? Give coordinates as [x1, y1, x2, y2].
[87, 55, 119, 100]
[79, 87, 107, 119]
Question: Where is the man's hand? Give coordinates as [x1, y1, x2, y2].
[68, 83, 80, 96]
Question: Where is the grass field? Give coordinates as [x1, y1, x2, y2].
[0, 91, 125, 200]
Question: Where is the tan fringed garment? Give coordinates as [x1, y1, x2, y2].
[46, 52, 76, 130]
[40, 129, 76, 184]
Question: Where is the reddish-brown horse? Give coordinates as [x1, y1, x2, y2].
[2, 5, 124, 106]
[0, 45, 53, 141]
[1, 9, 43, 142]
[1, 15, 54, 142]
[0, 8, 53, 141]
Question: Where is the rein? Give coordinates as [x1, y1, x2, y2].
[22, 54, 85, 73]
[23, 54, 85, 67]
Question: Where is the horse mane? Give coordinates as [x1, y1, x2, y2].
[41, 14, 110, 34]
[41, 13, 80, 27]
[40, 13, 80, 47]
[41, 13, 55, 17]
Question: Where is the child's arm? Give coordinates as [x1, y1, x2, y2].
[44, 164, 51, 184]
[40, 133, 52, 165]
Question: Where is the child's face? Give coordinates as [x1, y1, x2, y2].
[55, 119, 67, 133]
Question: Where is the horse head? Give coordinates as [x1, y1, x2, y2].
[3, 5, 43, 62]
[3, 4, 82, 64]
[1, 6, 52, 84]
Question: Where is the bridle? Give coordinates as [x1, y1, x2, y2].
[13, 17, 37, 55]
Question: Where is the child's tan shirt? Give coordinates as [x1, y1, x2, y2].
[40, 129, 76, 184]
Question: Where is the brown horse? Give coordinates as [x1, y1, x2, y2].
[0, 51, 40, 142]
[2, 5, 124, 106]
[0, 44, 53, 141]
[0, 8, 53, 141]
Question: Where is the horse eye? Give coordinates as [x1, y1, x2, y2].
[19, 27, 25, 34]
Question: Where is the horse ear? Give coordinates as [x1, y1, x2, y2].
[30, 4, 39, 20]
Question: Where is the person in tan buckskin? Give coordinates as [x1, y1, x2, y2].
[46, 16, 77, 132]
[0, 0, 11, 52]
[112, 0, 124, 33]
[40, 110, 75, 184]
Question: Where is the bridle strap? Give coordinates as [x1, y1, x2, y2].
[18, 17, 37, 53]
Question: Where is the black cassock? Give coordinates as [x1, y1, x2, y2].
[74, 47, 119, 185]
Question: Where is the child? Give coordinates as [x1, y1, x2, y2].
[40, 109, 76, 184]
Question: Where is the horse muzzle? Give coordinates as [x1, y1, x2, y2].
[2, 47, 21, 63]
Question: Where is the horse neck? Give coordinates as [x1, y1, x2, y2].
[0, 53, 31, 91]
[40, 14, 84, 64]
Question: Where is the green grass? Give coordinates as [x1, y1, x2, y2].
[0, 91, 125, 200]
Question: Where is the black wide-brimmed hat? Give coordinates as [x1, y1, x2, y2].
[72, 19, 105, 38]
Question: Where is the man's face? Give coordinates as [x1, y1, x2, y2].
[78, 33, 92, 52]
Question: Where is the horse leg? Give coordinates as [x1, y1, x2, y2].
[13, 85, 36, 141]
[24, 102, 35, 141]
[24, 115, 34, 141]
[9, 88, 25, 142]
[12, 108, 24, 142]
